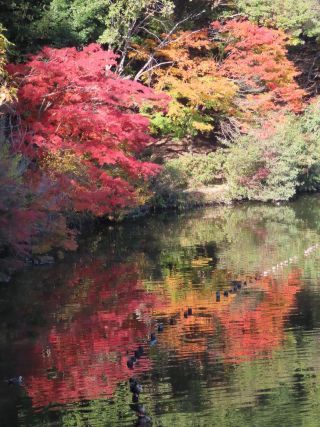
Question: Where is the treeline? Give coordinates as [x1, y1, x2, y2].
[1, 0, 320, 274]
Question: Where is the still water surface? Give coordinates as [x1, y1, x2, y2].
[2, 196, 320, 426]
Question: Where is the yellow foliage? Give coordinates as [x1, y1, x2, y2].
[192, 121, 213, 132]
[132, 30, 238, 135]
[0, 27, 16, 111]
[41, 150, 87, 179]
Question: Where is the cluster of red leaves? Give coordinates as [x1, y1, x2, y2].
[238, 167, 270, 189]
[8, 44, 168, 216]
[212, 19, 306, 114]
[21, 261, 159, 407]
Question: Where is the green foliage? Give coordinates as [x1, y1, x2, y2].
[100, 0, 174, 47]
[0, 0, 49, 52]
[0, 0, 174, 53]
[150, 109, 216, 139]
[298, 99, 320, 191]
[148, 152, 226, 210]
[0, 26, 16, 107]
[35, 0, 108, 46]
[166, 153, 225, 186]
[236, 0, 320, 44]
[224, 119, 305, 201]
[223, 108, 320, 201]
[149, 161, 189, 209]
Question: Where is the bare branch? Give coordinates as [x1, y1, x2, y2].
[133, 10, 206, 81]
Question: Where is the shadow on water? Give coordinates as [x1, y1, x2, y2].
[2, 195, 320, 425]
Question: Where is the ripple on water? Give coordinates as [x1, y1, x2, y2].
[3, 197, 320, 425]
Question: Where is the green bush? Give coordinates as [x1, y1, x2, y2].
[298, 99, 320, 191]
[151, 100, 320, 206]
[35, 0, 108, 47]
[149, 162, 189, 209]
[150, 110, 214, 140]
[148, 152, 226, 209]
[223, 109, 320, 201]
[166, 153, 225, 186]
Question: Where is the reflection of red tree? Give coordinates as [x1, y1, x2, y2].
[25, 261, 159, 409]
[216, 272, 301, 363]
[23, 263, 302, 410]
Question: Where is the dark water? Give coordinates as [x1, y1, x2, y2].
[2, 195, 320, 426]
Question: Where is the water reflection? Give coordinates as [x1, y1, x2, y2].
[23, 261, 159, 409]
[1, 195, 320, 425]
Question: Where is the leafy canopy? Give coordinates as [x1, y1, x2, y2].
[132, 30, 237, 138]
[236, 0, 320, 44]
[9, 44, 168, 216]
[213, 19, 306, 114]
[35, 0, 109, 46]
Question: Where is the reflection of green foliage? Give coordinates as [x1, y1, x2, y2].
[18, 328, 320, 426]
[19, 386, 138, 426]
[86, 195, 320, 283]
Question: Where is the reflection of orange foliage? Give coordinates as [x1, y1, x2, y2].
[153, 270, 301, 363]
[24, 261, 159, 409]
[152, 273, 236, 357]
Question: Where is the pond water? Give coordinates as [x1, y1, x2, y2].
[2, 195, 320, 426]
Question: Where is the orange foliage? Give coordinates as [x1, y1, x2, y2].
[216, 271, 301, 363]
[131, 20, 305, 137]
[212, 19, 306, 113]
[132, 31, 237, 136]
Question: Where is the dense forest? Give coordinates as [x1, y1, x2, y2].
[2, 0, 320, 275]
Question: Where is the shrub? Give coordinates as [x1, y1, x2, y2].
[166, 153, 225, 186]
[223, 111, 320, 201]
[149, 161, 189, 209]
[298, 98, 320, 191]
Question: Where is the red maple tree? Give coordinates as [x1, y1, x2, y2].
[212, 19, 306, 114]
[8, 44, 168, 216]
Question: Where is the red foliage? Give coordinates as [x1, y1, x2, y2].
[216, 272, 301, 363]
[239, 167, 270, 188]
[212, 20, 306, 113]
[21, 261, 159, 407]
[14, 259, 301, 409]
[8, 44, 168, 216]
